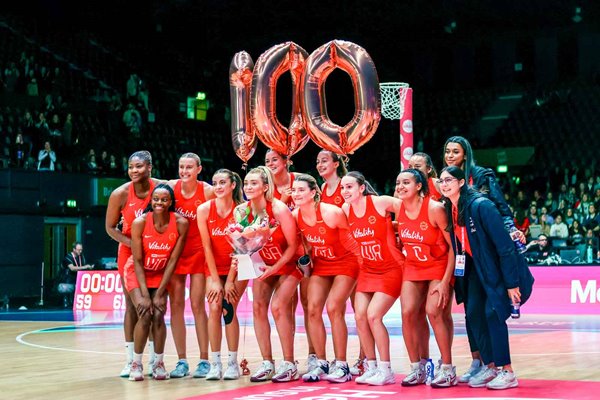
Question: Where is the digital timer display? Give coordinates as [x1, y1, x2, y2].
[74, 271, 127, 311]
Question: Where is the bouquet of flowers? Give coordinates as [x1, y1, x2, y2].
[226, 204, 279, 280]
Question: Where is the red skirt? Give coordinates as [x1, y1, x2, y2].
[356, 267, 403, 298]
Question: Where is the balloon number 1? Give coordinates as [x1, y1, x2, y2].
[229, 40, 381, 163]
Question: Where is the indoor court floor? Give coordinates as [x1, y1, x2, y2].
[2, 309, 599, 400]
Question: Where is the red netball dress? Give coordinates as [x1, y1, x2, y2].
[297, 204, 359, 278]
[397, 196, 448, 281]
[321, 180, 345, 208]
[207, 199, 235, 276]
[173, 180, 207, 274]
[427, 177, 441, 201]
[273, 172, 295, 209]
[125, 212, 179, 291]
[348, 196, 404, 297]
[117, 180, 155, 276]
[247, 201, 302, 280]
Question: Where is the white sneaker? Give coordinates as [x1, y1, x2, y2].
[365, 368, 396, 386]
[468, 366, 498, 388]
[128, 361, 144, 381]
[271, 361, 299, 382]
[459, 359, 482, 383]
[486, 370, 518, 390]
[350, 358, 367, 376]
[306, 354, 318, 373]
[152, 360, 170, 380]
[302, 362, 329, 382]
[431, 365, 457, 388]
[223, 360, 241, 380]
[120, 361, 132, 378]
[250, 360, 275, 382]
[326, 362, 352, 383]
[205, 361, 223, 380]
[355, 367, 378, 384]
[401, 362, 425, 386]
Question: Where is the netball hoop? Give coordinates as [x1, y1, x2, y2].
[380, 82, 410, 120]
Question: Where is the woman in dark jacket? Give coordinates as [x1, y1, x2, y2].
[442, 135, 527, 383]
[439, 165, 534, 390]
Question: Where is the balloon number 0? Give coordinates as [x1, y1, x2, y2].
[229, 40, 381, 162]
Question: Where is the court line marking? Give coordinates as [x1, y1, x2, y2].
[15, 325, 600, 358]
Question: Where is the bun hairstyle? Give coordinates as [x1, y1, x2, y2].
[346, 171, 378, 196]
[129, 150, 152, 165]
[143, 183, 176, 213]
[400, 168, 430, 197]
[214, 168, 244, 204]
[247, 165, 275, 201]
[294, 173, 322, 203]
[180, 152, 201, 166]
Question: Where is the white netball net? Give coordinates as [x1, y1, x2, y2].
[380, 82, 410, 120]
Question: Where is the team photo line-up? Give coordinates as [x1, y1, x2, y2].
[104, 134, 534, 390]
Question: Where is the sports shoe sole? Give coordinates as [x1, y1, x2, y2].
[152, 373, 169, 380]
[487, 380, 519, 390]
[326, 375, 352, 383]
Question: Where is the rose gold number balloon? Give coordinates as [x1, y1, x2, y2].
[230, 51, 257, 165]
[251, 42, 310, 158]
[302, 40, 381, 156]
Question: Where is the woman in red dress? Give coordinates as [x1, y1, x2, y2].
[126, 184, 189, 381]
[395, 169, 456, 388]
[341, 171, 404, 386]
[292, 174, 359, 383]
[167, 153, 215, 378]
[105, 150, 160, 377]
[197, 169, 247, 380]
[240, 166, 300, 383]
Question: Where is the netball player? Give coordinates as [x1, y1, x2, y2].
[341, 171, 404, 386]
[105, 150, 160, 377]
[292, 174, 358, 383]
[395, 169, 456, 388]
[240, 166, 300, 383]
[197, 169, 247, 380]
[127, 184, 189, 381]
[167, 153, 214, 378]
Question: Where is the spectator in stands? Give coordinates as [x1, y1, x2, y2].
[526, 205, 539, 225]
[543, 192, 557, 213]
[532, 190, 544, 208]
[563, 208, 574, 226]
[108, 154, 120, 176]
[576, 193, 592, 218]
[569, 220, 586, 245]
[87, 154, 100, 174]
[538, 213, 552, 237]
[44, 94, 55, 114]
[594, 177, 600, 192]
[582, 204, 600, 233]
[35, 112, 51, 142]
[26, 74, 39, 97]
[99, 150, 110, 173]
[513, 209, 530, 238]
[549, 214, 569, 239]
[37, 141, 56, 171]
[12, 132, 29, 168]
[525, 234, 555, 264]
[515, 190, 528, 211]
[123, 103, 142, 136]
[540, 206, 554, 225]
[584, 229, 599, 258]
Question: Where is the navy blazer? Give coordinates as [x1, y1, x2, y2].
[451, 196, 534, 320]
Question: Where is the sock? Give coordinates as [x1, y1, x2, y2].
[134, 352, 143, 364]
[155, 353, 164, 363]
[148, 341, 155, 360]
[126, 342, 134, 363]
[379, 361, 391, 372]
[367, 360, 377, 371]
[441, 363, 452, 370]
[411, 361, 420, 370]
[228, 351, 238, 364]
[210, 351, 221, 363]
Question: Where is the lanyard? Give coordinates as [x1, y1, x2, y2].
[71, 253, 82, 268]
